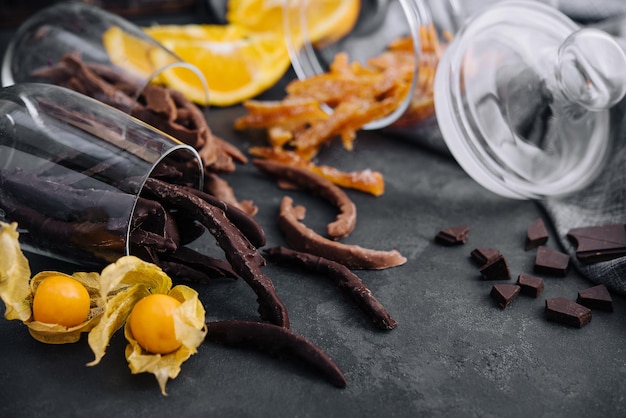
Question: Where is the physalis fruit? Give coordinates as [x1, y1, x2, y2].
[32, 275, 91, 327]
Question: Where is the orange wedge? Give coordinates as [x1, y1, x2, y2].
[146, 24, 290, 106]
[102, 26, 161, 79]
[227, 0, 361, 45]
[103, 0, 361, 106]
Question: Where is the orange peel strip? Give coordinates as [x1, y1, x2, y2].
[249, 147, 384, 196]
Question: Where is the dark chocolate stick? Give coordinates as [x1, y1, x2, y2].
[278, 196, 406, 270]
[162, 246, 239, 280]
[0, 169, 133, 220]
[205, 320, 347, 388]
[0, 189, 124, 264]
[182, 186, 266, 248]
[253, 159, 357, 240]
[264, 246, 397, 330]
[143, 178, 289, 328]
[129, 228, 177, 253]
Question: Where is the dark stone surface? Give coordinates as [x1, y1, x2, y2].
[2, 7, 626, 418]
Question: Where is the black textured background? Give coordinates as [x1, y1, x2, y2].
[1, 4, 625, 417]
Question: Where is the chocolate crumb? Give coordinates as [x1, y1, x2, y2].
[545, 297, 592, 328]
[525, 218, 549, 250]
[479, 254, 511, 280]
[577, 284, 613, 312]
[534, 246, 570, 276]
[470, 248, 501, 266]
[516, 274, 544, 297]
[490, 284, 521, 309]
[435, 225, 469, 246]
[566, 223, 626, 264]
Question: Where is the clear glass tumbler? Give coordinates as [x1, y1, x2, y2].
[1, 2, 209, 110]
[0, 83, 203, 266]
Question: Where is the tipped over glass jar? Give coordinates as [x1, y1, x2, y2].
[283, 0, 626, 199]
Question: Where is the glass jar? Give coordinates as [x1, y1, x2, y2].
[436, 1, 626, 199]
[0, 83, 203, 266]
[284, 0, 464, 130]
[1, 2, 209, 111]
[283, 0, 626, 199]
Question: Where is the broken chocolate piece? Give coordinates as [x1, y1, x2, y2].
[534, 246, 569, 276]
[566, 223, 626, 263]
[517, 273, 544, 297]
[435, 225, 469, 246]
[525, 218, 549, 250]
[479, 254, 511, 280]
[545, 297, 592, 328]
[470, 248, 501, 266]
[490, 284, 520, 309]
[577, 284, 613, 312]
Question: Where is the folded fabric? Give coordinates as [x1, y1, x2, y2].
[543, 101, 626, 294]
[465, 0, 626, 22]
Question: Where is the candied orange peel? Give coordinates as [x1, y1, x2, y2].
[235, 26, 445, 189]
[249, 147, 384, 196]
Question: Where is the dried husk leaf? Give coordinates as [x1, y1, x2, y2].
[124, 285, 207, 396]
[98, 255, 172, 300]
[26, 271, 104, 344]
[86, 256, 206, 395]
[87, 283, 150, 365]
[87, 255, 172, 364]
[0, 222, 32, 321]
[0, 222, 109, 343]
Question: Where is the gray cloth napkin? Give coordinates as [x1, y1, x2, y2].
[542, 102, 626, 294]
[466, 0, 626, 22]
[530, 1, 626, 294]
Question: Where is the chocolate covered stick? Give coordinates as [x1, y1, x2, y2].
[265, 246, 397, 330]
[206, 320, 347, 388]
[162, 246, 239, 280]
[143, 178, 289, 328]
[278, 196, 406, 270]
[0, 169, 134, 220]
[0, 190, 124, 264]
[253, 159, 357, 240]
[182, 186, 266, 248]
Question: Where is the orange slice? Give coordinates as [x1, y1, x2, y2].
[226, 0, 361, 45]
[102, 25, 161, 79]
[146, 24, 291, 106]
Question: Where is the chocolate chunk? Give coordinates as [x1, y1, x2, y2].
[479, 254, 511, 280]
[470, 248, 501, 266]
[566, 223, 626, 264]
[490, 284, 521, 309]
[516, 273, 544, 297]
[545, 297, 592, 328]
[577, 284, 613, 312]
[525, 218, 549, 250]
[435, 225, 469, 246]
[534, 246, 570, 276]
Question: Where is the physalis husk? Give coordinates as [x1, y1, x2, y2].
[0, 222, 104, 343]
[87, 256, 207, 395]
